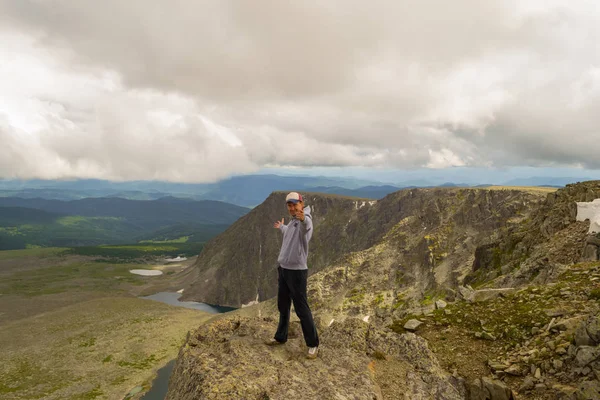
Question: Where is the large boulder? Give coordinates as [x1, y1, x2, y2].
[468, 377, 515, 400]
[471, 288, 516, 303]
[575, 314, 600, 347]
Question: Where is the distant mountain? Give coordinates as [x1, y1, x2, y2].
[0, 175, 385, 206]
[438, 182, 471, 188]
[0, 197, 247, 228]
[0, 188, 183, 201]
[192, 175, 388, 206]
[395, 179, 436, 187]
[3, 175, 586, 208]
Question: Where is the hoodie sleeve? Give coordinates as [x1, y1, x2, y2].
[301, 214, 313, 241]
[279, 223, 288, 234]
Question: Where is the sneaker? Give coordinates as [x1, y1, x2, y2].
[307, 346, 319, 359]
[264, 338, 285, 346]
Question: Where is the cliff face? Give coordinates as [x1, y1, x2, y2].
[182, 188, 542, 307]
[179, 192, 380, 307]
[466, 181, 600, 287]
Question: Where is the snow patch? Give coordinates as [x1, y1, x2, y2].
[363, 315, 370, 323]
[577, 199, 600, 233]
[130, 269, 163, 276]
[328, 319, 335, 327]
[241, 293, 260, 308]
[165, 256, 187, 263]
[177, 289, 184, 294]
[354, 200, 376, 210]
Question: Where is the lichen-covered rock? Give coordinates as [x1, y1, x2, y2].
[436, 299, 448, 309]
[585, 315, 600, 343]
[404, 319, 424, 332]
[575, 346, 600, 367]
[470, 288, 516, 303]
[582, 243, 599, 261]
[166, 316, 465, 400]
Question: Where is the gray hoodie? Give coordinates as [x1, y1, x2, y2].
[277, 206, 313, 270]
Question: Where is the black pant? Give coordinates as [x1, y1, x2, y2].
[274, 266, 319, 347]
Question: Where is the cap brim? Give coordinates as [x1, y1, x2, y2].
[286, 200, 300, 204]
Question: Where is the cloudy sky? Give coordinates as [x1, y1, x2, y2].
[1, 1, 599, 183]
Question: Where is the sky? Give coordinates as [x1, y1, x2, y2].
[0, 1, 599, 183]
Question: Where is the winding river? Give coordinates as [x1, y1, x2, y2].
[138, 292, 235, 400]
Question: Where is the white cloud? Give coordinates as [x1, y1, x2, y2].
[0, 33, 256, 182]
[0, 1, 599, 181]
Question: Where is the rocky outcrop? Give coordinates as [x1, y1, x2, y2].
[301, 190, 547, 322]
[167, 183, 600, 400]
[468, 377, 515, 400]
[166, 315, 466, 400]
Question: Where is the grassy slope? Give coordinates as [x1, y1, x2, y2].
[483, 185, 558, 194]
[0, 298, 212, 400]
[0, 247, 67, 261]
[0, 215, 139, 249]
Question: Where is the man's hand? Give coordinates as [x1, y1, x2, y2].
[295, 208, 305, 221]
[274, 218, 284, 228]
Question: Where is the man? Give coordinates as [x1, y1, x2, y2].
[265, 191, 319, 359]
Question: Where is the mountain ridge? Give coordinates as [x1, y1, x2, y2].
[180, 187, 547, 307]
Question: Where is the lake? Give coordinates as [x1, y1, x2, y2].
[141, 292, 236, 313]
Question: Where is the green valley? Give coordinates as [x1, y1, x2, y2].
[0, 246, 218, 400]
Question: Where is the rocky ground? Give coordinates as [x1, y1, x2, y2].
[166, 259, 600, 400]
[401, 261, 600, 399]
